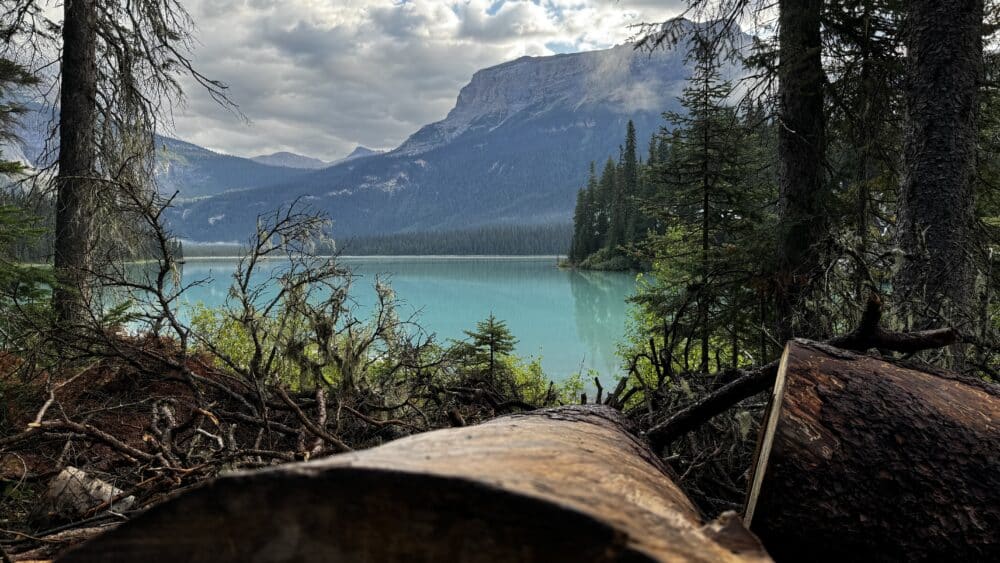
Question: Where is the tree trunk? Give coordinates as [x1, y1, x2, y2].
[53, 0, 99, 325]
[700, 76, 711, 373]
[895, 0, 983, 330]
[775, 0, 827, 341]
[60, 406, 771, 563]
[745, 340, 1000, 562]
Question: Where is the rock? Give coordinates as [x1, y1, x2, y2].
[37, 467, 134, 522]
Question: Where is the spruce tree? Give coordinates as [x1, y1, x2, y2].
[594, 157, 617, 249]
[569, 162, 604, 263]
[462, 313, 518, 383]
[895, 0, 983, 332]
[570, 188, 588, 262]
[641, 41, 755, 372]
[619, 120, 639, 247]
[774, 0, 828, 340]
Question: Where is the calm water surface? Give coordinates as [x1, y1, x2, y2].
[175, 256, 637, 382]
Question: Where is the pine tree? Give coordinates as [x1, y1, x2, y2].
[569, 162, 602, 263]
[462, 313, 518, 383]
[633, 133, 662, 237]
[895, 0, 983, 331]
[774, 0, 828, 340]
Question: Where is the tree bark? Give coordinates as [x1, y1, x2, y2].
[60, 406, 771, 562]
[895, 0, 983, 331]
[745, 340, 1000, 562]
[53, 0, 99, 325]
[775, 0, 828, 341]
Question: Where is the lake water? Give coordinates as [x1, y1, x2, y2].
[174, 256, 637, 382]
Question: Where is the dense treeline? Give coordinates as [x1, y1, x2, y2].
[567, 120, 644, 270]
[180, 224, 570, 257]
[0, 191, 52, 263]
[342, 224, 571, 256]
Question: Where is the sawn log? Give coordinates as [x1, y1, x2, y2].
[745, 339, 1000, 562]
[60, 405, 770, 562]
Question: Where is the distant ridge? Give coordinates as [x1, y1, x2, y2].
[330, 145, 385, 165]
[251, 151, 329, 170]
[0, 108, 312, 200]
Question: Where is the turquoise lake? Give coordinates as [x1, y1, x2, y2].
[174, 256, 637, 382]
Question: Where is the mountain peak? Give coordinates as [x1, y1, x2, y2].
[394, 40, 696, 156]
[328, 145, 385, 165]
[345, 146, 381, 160]
[251, 151, 329, 170]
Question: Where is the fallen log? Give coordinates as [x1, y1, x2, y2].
[645, 293, 957, 450]
[59, 405, 770, 562]
[744, 340, 1000, 562]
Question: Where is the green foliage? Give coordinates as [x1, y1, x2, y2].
[449, 313, 521, 394]
[189, 303, 258, 374]
[0, 59, 52, 351]
[638, 45, 777, 372]
[0, 206, 52, 342]
[448, 313, 582, 404]
[576, 247, 634, 271]
[461, 313, 517, 360]
[191, 293, 583, 404]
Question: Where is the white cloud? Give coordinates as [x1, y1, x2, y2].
[163, 0, 684, 160]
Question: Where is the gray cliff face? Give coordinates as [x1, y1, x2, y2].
[395, 40, 693, 156]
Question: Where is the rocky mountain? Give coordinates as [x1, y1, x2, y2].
[170, 28, 730, 242]
[0, 139, 32, 169]
[9, 22, 742, 243]
[251, 151, 328, 170]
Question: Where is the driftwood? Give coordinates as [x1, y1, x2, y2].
[744, 340, 1000, 562]
[59, 406, 771, 562]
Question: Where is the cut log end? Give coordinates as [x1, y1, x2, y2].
[745, 339, 1000, 562]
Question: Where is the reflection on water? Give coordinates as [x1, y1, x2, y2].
[162, 256, 635, 382]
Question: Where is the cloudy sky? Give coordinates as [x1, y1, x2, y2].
[165, 0, 684, 161]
